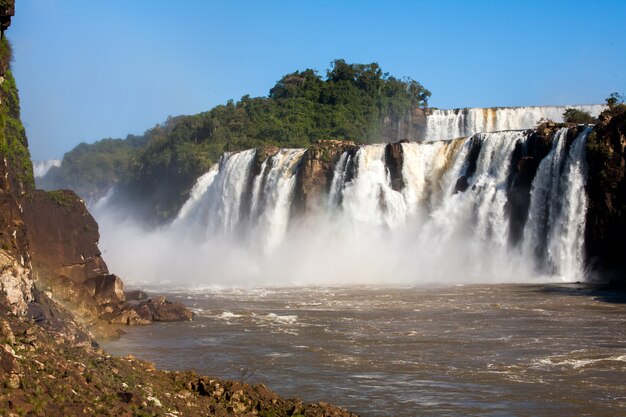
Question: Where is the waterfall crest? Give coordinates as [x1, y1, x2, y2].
[424, 105, 604, 141]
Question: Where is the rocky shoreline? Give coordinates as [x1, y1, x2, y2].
[0, 311, 357, 417]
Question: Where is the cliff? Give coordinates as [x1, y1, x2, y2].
[585, 103, 626, 286]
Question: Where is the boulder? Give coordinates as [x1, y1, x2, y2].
[134, 296, 193, 322]
[124, 289, 149, 301]
[36, 274, 99, 323]
[84, 274, 126, 306]
[107, 308, 151, 326]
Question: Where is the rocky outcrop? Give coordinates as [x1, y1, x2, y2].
[105, 296, 193, 326]
[293, 140, 357, 212]
[385, 141, 405, 191]
[585, 106, 626, 286]
[0, 249, 32, 316]
[133, 296, 194, 322]
[17, 188, 193, 333]
[83, 274, 125, 306]
[21, 189, 108, 284]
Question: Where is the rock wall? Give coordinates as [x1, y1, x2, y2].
[585, 106, 626, 286]
[293, 140, 357, 213]
[21, 189, 108, 284]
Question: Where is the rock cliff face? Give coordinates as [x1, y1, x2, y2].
[585, 106, 626, 286]
[293, 140, 357, 213]
[21, 190, 108, 284]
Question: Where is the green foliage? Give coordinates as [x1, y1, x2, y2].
[0, 37, 34, 191]
[562, 108, 597, 124]
[605, 92, 626, 115]
[46, 190, 74, 208]
[39, 133, 150, 199]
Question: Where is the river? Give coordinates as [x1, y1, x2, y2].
[103, 283, 626, 416]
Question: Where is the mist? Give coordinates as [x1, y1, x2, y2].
[93, 204, 543, 290]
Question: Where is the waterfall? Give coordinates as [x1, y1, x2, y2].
[172, 148, 306, 252]
[522, 127, 591, 280]
[33, 159, 61, 177]
[424, 105, 604, 141]
[97, 125, 594, 287]
[249, 149, 306, 251]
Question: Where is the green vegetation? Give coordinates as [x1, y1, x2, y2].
[605, 91, 625, 115]
[45, 190, 75, 208]
[562, 107, 597, 124]
[0, 37, 34, 192]
[43, 59, 430, 220]
[39, 133, 151, 200]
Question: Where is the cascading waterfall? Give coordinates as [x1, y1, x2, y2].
[172, 148, 305, 252]
[95, 123, 594, 287]
[522, 127, 591, 279]
[248, 149, 307, 251]
[425, 105, 604, 141]
[164, 127, 591, 283]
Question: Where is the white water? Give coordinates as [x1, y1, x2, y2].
[424, 105, 604, 141]
[33, 159, 61, 177]
[93, 127, 592, 288]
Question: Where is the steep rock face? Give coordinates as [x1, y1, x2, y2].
[293, 140, 356, 213]
[385, 141, 405, 191]
[585, 108, 626, 285]
[20, 189, 108, 284]
[0, 36, 35, 319]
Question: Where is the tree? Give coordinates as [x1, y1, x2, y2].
[562, 108, 597, 124]
[606, 92, 625, 112]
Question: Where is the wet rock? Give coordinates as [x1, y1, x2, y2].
[84, 274, 126, 305]
[293, 140, 357, 213]
[134, 296, 193, 322]
[107, 308, 152, 326]
[385, 142, 405, 191]
[88, 320, 126, 340]
[125, 289, 149, 301]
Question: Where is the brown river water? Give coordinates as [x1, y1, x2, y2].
[103, 284, 626, 416]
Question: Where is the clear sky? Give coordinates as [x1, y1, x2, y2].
[8, 0, 626, 160]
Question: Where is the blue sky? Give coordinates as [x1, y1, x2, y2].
[9, 0, 626, 160]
